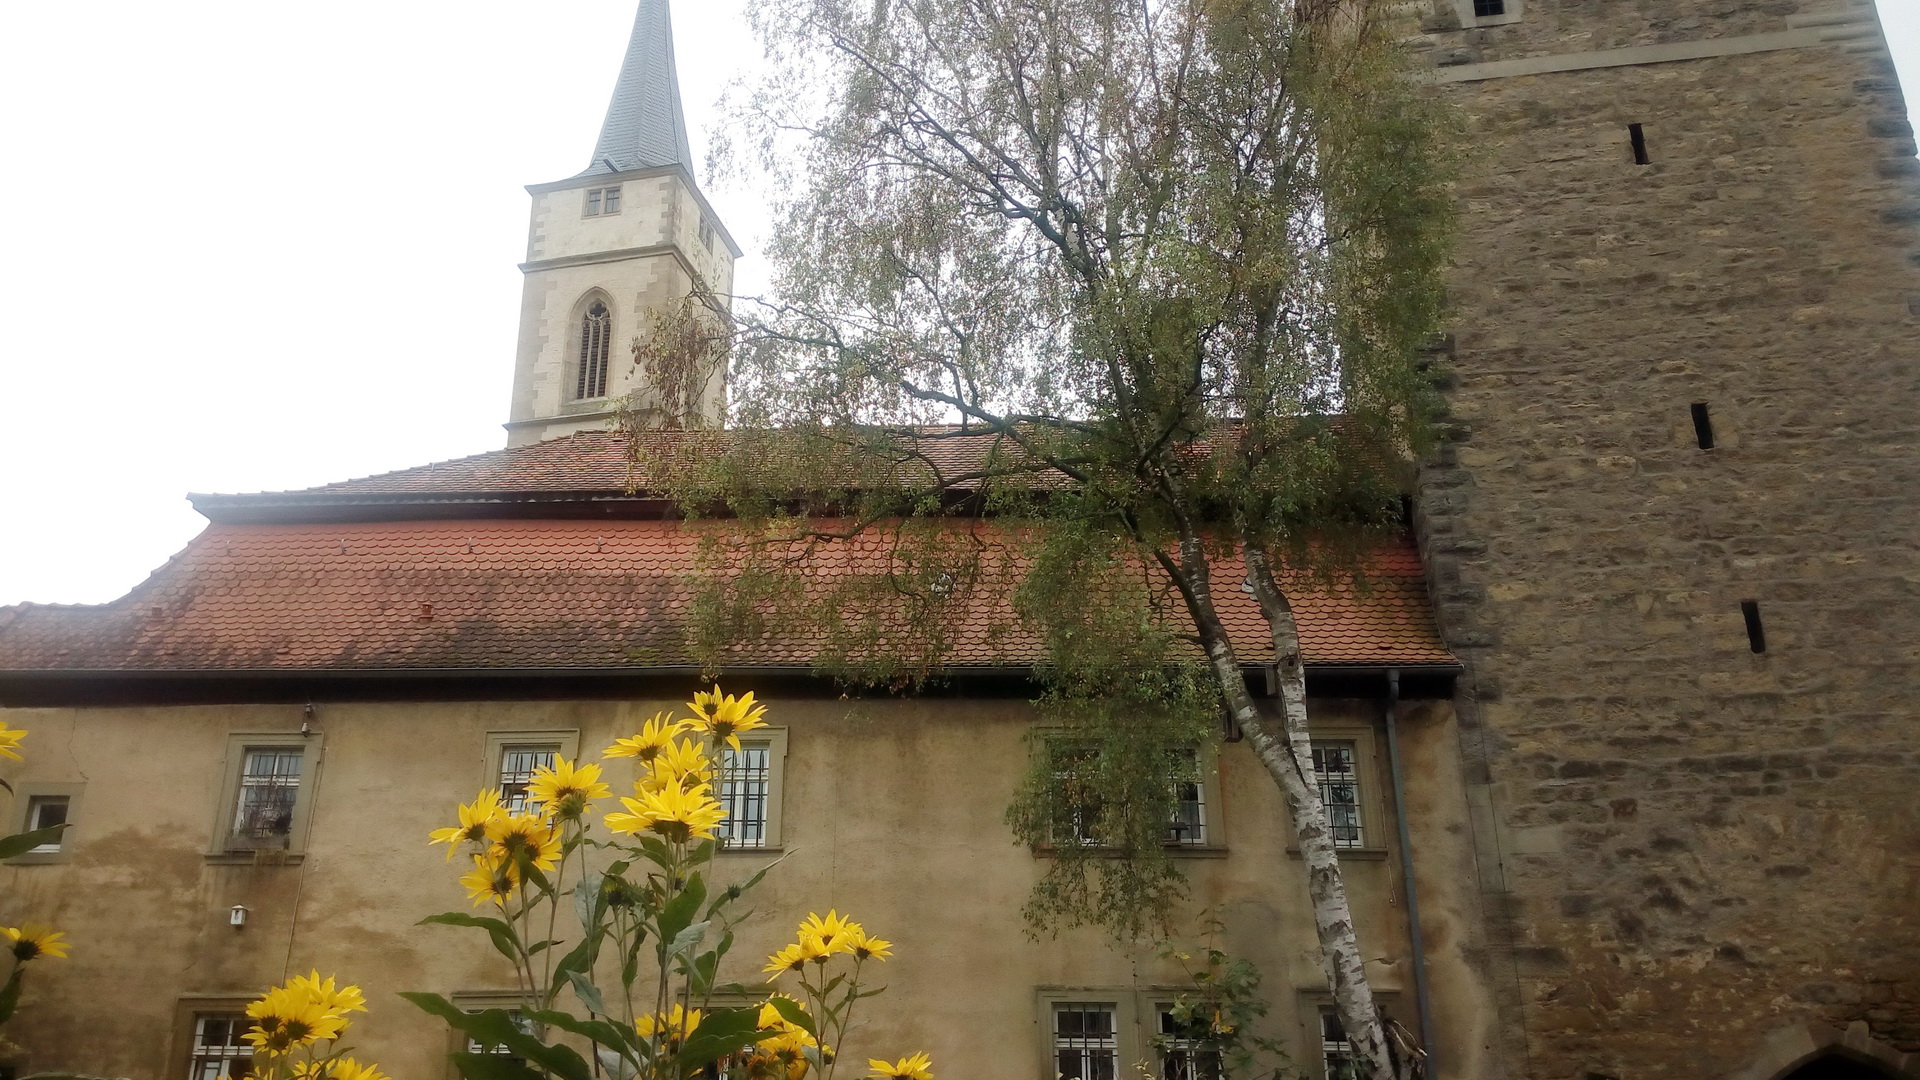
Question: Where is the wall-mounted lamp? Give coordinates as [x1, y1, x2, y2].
[229, 904, 249, 929]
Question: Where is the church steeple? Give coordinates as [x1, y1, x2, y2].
[502, 0, 738, 447]
[582, 0, 694, 176]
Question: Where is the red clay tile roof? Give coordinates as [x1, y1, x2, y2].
[191, 429, 1050, 516]
[0, 519, 1454, 673]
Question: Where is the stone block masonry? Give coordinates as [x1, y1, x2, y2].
[1416, 7, 1920, 1078]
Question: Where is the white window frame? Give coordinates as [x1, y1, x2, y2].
[1310, 741, 1366, 851]
[1451, 0, 1521, 27]
[1296, 992, 1403, 1080]
[584, 185, 622, 217]
[170, 997, 257, 1080]
[1149, 998, 1225, 1080]
[573, 295, 614, 401]
[715, 728, 788, 851]
[483, 730, 580, 815]
[1036, 992, 1134, 1080]
[1285, 719, 1389, 861]
[186, 1012, 251, 1080]
[208, 732, 322, 862]
[8, 781, 82, 864]
[450, 992, 533, 1077]
[1038, 738, 1224, 853]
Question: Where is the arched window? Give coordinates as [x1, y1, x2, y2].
[575, 300, 612, 400]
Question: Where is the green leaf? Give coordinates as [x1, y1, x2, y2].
[0, 969, 24, 1025]
[575, 870, 606, 934]
[765, 993, 816, 1038]
[677, 1007, 770, 1078]
[566, 970, 609, 1018]
[549, 931, 604, 1002]
[420, 912, 520, 963]
[401, 994, 595, 1080]
[0, 825, 66, 861]
[666, 920, 710, 961]
[449, 1054, 544, 1080]
[528, 938, 562, 955]
[532, 1006, 640, 1056]
[657, 875, 707, 948]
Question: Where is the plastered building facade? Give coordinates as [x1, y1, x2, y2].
[0, 0, 1917, 1078]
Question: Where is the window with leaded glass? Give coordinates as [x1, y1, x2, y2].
[1319, 1009, 1360, 1080]
[1053, 1003, 1119, 1080]
[576, 300, 612, 399]
[1155, 1004, 1223, 1080]
[467, 1008, 532, 1062]
[716, 742, 771, 848]
[1049, 746, 1105, 846]
[499, 745, 558, 815]
[229, 748, 302, 850]
[25, 795, 68, 854]
[188, 1013, 252, 1080]
[1310, 742, 1364, 849]
[1164, 749, 1207, 847]
[584, 186, 621, 216]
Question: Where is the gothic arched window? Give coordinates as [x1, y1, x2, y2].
[575, 300, 612, 400]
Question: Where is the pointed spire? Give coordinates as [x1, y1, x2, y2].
[585, 0, 694, 176]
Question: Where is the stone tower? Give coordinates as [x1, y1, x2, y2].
[1415, 0, 1920, 1077]
[505, 0, 740, 447]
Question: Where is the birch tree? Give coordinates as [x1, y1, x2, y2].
[645, 1, 1456, 1076]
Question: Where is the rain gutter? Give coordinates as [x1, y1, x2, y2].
[1384, 667, 1439, 1077]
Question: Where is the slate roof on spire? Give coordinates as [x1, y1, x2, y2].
[583, 0, 695, 176]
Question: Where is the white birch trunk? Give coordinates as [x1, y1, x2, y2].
[1241, 544, 1412, 1080]
[1165, 534, 1409, 1080]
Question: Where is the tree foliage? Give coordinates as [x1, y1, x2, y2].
[631, 0, 1457, 1076]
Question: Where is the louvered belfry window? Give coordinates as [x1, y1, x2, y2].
[576, 300, 612, 399]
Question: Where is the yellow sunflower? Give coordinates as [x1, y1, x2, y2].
[846, 926, 894, 962]
[290, 1060, 390, 1080]
[245, 984, 348, 1053]
[0, 721, 25, 762]
[461, 850, 520, 907]
[526, 757, 612, 820]
[635, 1003, 704, 1051]
[688, 688, 769, 751]
[429, 788, 506, 859]
[603, 711, 694, 763]
[763, 942, 808, 981]
[867, 1052, 934, 1079]
[795, 910, 859, 958]
[604, 782, 727, 843]
[639, 738, 715, 794]
[2, 925, 68, 961]
[284, 969, 366, 1017]
[485, 812, 562, 873]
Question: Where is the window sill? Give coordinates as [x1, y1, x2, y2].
[204, 851, 306, 866]
[715, 844, 784, 856]
[5, 851, 69, 866]
[1285, 847, 1390, 861]
[1031, 844, 1231, 859]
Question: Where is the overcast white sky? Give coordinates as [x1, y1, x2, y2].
[1, 2, 1917, 607]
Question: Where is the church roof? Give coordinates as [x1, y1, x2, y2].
[581, 0, 695, 176]
[0, 520, 1454, 675]
[188, 430, 1050, 519]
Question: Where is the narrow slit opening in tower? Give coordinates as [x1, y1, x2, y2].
[1691, 402, 1715, 449]
[1629, 123, 1651, 165]
[1473, 0, 1506, 16]
[1740, 600, 1766, 654]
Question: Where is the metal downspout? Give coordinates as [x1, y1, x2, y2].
[1385, 668, 1439, 1077]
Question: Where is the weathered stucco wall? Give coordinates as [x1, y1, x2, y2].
[1419, 2, 1920, 1077]
[0, 692, 1477, 1078]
